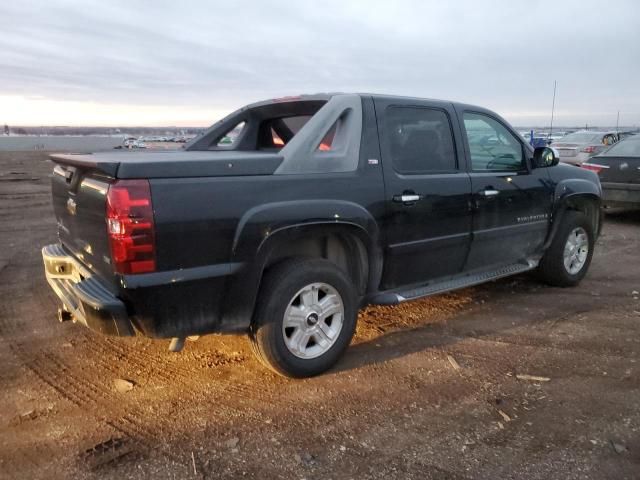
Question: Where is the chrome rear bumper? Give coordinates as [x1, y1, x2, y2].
[42, 243, 135, 336]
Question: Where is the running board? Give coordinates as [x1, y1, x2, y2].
[370, 261, 538, 305]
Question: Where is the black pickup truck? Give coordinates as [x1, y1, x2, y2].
[42, 93, 602, 377]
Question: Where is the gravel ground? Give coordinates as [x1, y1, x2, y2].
[0, 152, 639, 480]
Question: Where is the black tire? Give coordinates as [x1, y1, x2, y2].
[537, 211, 594, 287]
[249, 258, 358, 378]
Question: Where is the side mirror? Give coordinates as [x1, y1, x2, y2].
[532, 146, 560, 168]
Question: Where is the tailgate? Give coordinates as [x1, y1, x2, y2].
[50, 154, 118, 286]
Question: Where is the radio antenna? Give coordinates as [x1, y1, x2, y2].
[549, 80, 557, 141]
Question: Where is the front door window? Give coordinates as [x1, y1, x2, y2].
[463, 113, 525, 172]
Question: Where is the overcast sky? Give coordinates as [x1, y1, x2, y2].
[1, 0, 638, 127]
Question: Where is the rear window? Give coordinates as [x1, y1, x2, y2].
[603, 138, 640, 157]
[189, 99, 328, 152]
[258, 115, 312, 149]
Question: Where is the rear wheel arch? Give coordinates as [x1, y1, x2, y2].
[220, 223, 379, 332]
[258, 224, 376, 297]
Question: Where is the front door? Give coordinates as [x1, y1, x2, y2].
[375, 98, 472, 290]
[457, 110, 553, 270]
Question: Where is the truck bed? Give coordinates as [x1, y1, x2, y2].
[51, 150, 284, 179]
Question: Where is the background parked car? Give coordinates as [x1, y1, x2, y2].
[553, 130, 619, 165]
[548, 131, 568, 143]
[582, 135, 640, 209]
[520, 131, 552, 148]
[618, 130, 639, 141]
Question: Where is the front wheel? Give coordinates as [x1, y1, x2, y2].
[249, 258, 358, 378]
[537, 211, 594, 287]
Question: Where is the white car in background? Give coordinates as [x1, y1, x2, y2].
[552, 130, 618, 165]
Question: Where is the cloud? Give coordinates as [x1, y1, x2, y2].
[1, 0, 639, 126]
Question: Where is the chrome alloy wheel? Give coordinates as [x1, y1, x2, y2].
[282, 282, 344, 359]
[563, 227, 589, 275]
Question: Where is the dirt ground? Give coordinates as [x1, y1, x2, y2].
[1, 151, 639, 480]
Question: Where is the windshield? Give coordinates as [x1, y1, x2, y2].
[603, 137, 640, 157]
[558, 132, 603, 144]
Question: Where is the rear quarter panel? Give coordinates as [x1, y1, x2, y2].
[142, 166, 384, 334]
[149, 170, 385, 271]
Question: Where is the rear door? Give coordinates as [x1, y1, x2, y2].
[456, 109, 553, 270]
[374, 97, 472, 290]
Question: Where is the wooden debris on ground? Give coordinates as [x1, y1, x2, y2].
[516, 374, 551, 382]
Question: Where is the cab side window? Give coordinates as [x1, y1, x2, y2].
[463, 112, 525, 171]
[385, 106, 457, 174]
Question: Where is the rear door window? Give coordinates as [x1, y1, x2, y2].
[385, 106, 457, 174]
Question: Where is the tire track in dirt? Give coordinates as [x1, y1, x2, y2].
[1, 246, 284, 411]
[10, 336, 184, 467]
[1, 294, 147, 470]
[0, 268, 175, 468]
[78, 334, 272, 425]
[0, 261, 288, 472]
[95, 335, 277, 409]
[20, 350, 114, 407]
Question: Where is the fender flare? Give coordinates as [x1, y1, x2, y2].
[231, 199, 380, 261]
[253, 221, 382, 290]
[544, 179, 602, 249]
[220, 200, 382, 330]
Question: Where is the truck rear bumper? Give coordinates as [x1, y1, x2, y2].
[42, 244, 135, 336]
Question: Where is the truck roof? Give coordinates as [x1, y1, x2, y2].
[252, 92, 489, 115]
[187, 92, 508, 154]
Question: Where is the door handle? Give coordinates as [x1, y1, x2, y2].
[479, 189, 499, 197]
[393, 194, 422, 203]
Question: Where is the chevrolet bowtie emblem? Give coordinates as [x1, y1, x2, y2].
[66, 197, 77, 215]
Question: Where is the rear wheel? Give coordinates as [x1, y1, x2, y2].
[537, 211, 594, 287]
[249, 258, 358, 378]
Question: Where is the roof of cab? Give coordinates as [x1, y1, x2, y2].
[243, 92, 491, 114]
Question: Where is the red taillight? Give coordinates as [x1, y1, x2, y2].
[581, 146, 596, 153]
[581, 162, 610, 174]
[106, 179, 156, 274]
